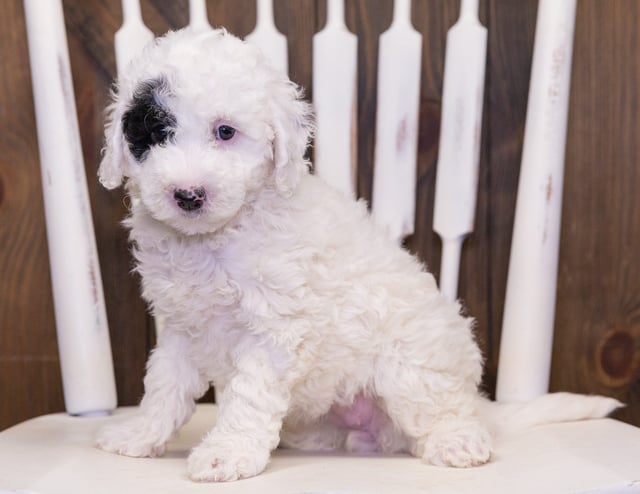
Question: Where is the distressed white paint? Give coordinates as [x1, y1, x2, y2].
[371, 0, 422, 244]
[188, 0, 213, 32]
[433, 0, 487, 303]
[23, 0, 117, 415]
[245, 0, 288, 75]
[496, 0, 577, 403]
[115, 0, 154, 77]
[312, 0, 358, 197]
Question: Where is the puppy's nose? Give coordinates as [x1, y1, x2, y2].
[174, 187, 206, 211]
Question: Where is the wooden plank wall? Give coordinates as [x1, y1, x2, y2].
[1, 0, 638, 430]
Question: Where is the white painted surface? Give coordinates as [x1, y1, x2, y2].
[496, 0, 577, 402]
[245, 0, 288, 75]
[433, 0, 487, 302]
[115, 0, 154, 76]
[313, 0, 358, 198]
[439, 237, 463, 301]
[23, 0, 117, 415]
[188, 0, 213, 32]
[371, 0, 422, 243]
[1, 405, 639, 493]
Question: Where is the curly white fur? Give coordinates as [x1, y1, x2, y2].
[95, 28, 621, 482]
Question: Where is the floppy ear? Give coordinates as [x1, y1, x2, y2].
[270, 81, 314, 197]
[98, 98, 128, 190]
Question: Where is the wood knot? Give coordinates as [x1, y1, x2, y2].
[596, 329, 638, 387]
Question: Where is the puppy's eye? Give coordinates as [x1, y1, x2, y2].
[149, 125, 169, 145]
[149, 124, 169, 144]
[216, 125, 236, 141]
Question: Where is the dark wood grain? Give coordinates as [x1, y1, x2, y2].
[552, 0, 640, 423]
[1, 0, 639, 430]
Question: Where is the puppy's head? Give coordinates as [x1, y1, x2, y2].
[100, 28, 312, 235]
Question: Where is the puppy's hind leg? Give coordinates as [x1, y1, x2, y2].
[280, 415, 348, 452]
[374, 356, 491, 468]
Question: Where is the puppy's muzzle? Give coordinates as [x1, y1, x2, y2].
[174, 187, 206, 212]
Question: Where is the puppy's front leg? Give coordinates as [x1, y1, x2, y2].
[188, 349, 289, 482]
[97, 330, 208, 457]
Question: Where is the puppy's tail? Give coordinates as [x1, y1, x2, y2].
[477, 392, 623, 437]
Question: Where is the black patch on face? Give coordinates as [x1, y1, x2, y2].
[122, 78, 176, 161]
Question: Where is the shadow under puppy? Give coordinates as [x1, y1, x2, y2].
[96, 28, 620, 482]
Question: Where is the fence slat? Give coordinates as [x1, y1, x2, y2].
[23, 0, 117, 416]
[496, 0, 578, 402]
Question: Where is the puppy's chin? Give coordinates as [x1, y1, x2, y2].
[164, 216, 224, 237]
[152, 208, 238, 237]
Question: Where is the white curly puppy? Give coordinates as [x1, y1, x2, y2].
[96, 28, 620, 482]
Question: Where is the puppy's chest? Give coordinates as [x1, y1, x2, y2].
[137, 240, 241, 313]
[135, 230, 323, 339]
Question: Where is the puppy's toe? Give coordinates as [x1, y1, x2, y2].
[187, 439, 269, 482]
[96, 421, 166, 458]
[422, 420, 492, 468]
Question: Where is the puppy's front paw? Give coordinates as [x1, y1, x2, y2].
[187, 435, 270, 482]
[96, 416, 167, 458]
[422, 420, 492, 468]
